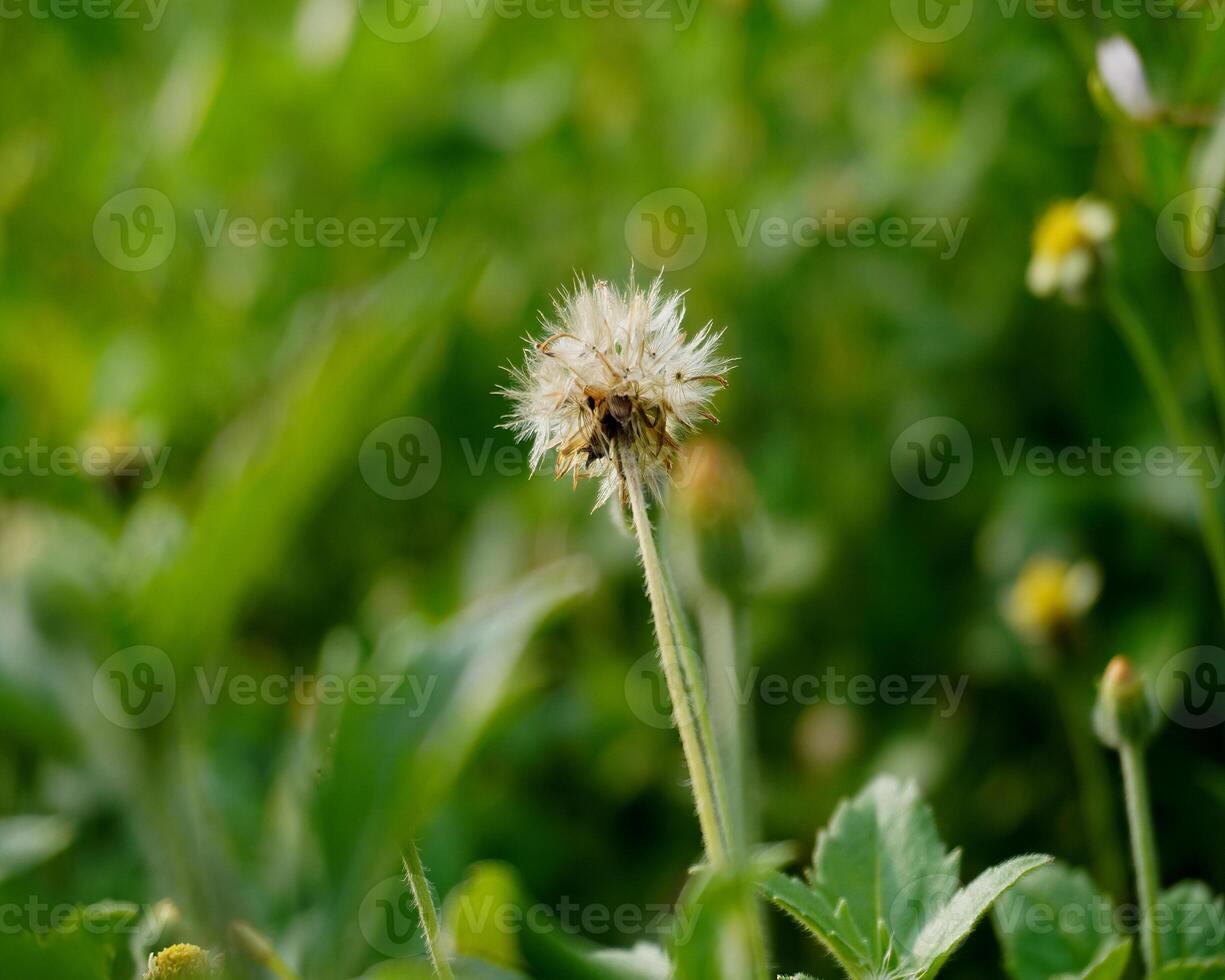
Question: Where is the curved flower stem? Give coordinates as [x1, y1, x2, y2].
[401, 839, 455, 980]
[1106, 285, 1225, 622]
[1118, 741, 1164, 974]
[620, 447, 731, 866]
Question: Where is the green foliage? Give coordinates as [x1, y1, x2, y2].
[763, 776, 1050, 979]
[994, 862, 1225, 980]
[0, 903, 139, 980]
[2, 4, 1225, 980]
[1160, 882, 1225, 964]
[994, 863, 1129, 980]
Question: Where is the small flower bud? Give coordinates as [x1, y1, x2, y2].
[145, 943, 217, 980]
[1093, 655, 1159, 748]
[1093, 36, 1162, 124]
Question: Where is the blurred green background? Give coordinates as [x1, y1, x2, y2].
[2, 0, 1224, 977]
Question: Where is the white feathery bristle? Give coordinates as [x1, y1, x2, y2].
[500, 274, 731, 508]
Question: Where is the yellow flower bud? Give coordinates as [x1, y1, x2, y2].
[1004, 556, 1101, 645]
[145, 943, 216, 980]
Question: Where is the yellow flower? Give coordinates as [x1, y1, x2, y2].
[145, 944, 215, 980]
[1005, 556, 1101, 643]
[1026, 198, 1116, 301]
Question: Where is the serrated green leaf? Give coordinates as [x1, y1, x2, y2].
[1160, 882, 1225, 964]
[810, 775, 960, 966]
[995, 863, 1122, 980]
[761, 870, 872, 976]
[764, 776, 1049, 980]
[912, 852, 1052, 976]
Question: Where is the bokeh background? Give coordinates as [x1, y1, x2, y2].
[2, 0, 1224, 977]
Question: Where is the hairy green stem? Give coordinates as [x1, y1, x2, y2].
[1106, 286, 1225, 622]
[660, 526, 772, 979]
[401, 839, 455, 980]
[1118, 741, 1163, 974]
[621, 448, 731, 866]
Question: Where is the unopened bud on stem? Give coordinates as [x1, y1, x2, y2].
[1093, 655, 1158, 748]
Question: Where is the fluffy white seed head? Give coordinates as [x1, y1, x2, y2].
[501, 275, 731, 509]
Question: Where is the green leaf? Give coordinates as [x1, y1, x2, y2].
[811, 775, 959, 966]
[0, 903, 139, 980]
[762, 870, 872, 974]
[995, 863, 1124, 980]
[307, 558, 596, 977]
[443, 862, 664, 980]
[671, 861, 771, 980]
[763, 776, 1050, 979]
[1066, 938, 1133, 980]
[911, 852, 1053, 976]
[135, 240, 484, 662]
[1150, 959, 1225, 980]
[0, 813, 75, 882]
[1160, 882, 1225, 964]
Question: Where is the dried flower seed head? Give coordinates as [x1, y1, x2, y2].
[501, 275, 731, 509]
